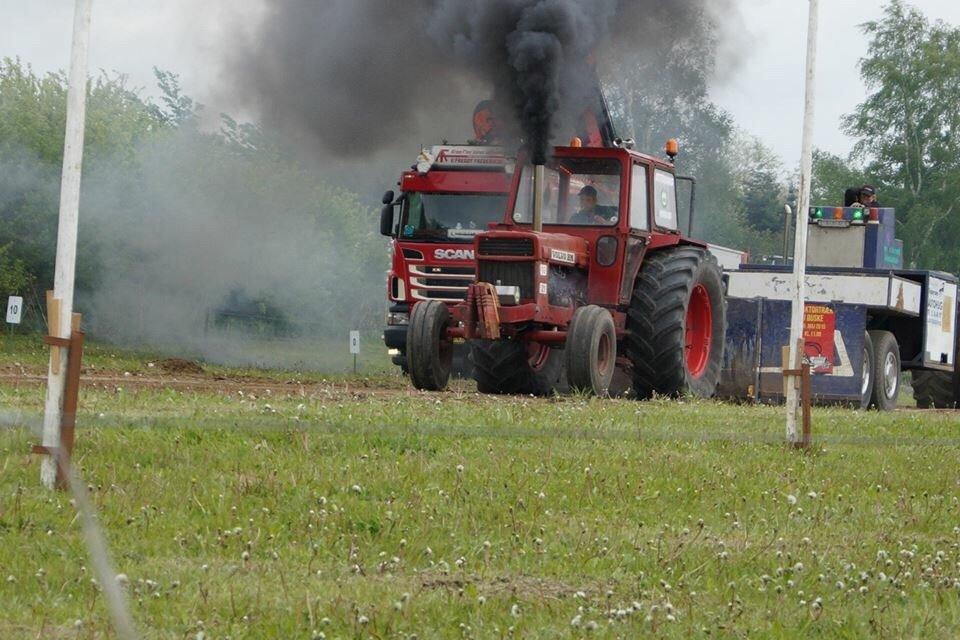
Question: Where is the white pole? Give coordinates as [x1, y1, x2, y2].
[785, 0, 819, 443]
[41, 0, 93, 488]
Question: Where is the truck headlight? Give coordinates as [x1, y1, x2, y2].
[386, 312, 409, 325]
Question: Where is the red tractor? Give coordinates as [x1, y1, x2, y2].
[406, 141, 727, 398]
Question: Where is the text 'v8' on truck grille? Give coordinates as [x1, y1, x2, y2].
[478, 237, 535, 257]
[477, 261, 535, 300]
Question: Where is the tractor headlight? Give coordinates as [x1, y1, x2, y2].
[495, 285, 521, 306]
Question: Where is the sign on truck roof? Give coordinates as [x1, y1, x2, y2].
[416, 145, 508, 174]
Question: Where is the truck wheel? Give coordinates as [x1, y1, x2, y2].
[868, 330, 900, 411]
[566, 305, 617, 396]
[859, 331, 874, 410]
[471, 340, 566, 395]
[912, 370, 956, 409]
[407, 301, 452, 391]
[627, 247, 726, 399]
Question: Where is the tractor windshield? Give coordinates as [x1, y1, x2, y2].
[400, 192, 508, 243]
[512, 158, 622, 227]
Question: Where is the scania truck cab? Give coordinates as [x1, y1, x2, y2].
[380, 145, 512, 373]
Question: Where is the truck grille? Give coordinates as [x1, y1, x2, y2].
[477, 261, 534, 300]
[478, 237, 535, 257]
[409, 264, 475, 302]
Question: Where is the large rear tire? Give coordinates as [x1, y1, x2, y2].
[868, 330, 900, 411]
[566, 305, 617, 396]
[912, 370, 957, 409]
[627, 247, 726, 399]
[407, 301, 452, 391]
[471, 341, 566, 396]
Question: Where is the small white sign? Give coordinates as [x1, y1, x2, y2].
[349, 330, 361, 355]
[5, 296, 23, 324]
[550, 249, 576, 264]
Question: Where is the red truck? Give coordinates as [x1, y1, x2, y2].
[379, 144, 511, 374]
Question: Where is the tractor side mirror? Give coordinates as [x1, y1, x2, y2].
[382, 190, 395, 205]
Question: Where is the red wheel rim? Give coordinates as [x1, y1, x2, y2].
[685, 284, 713, 379]
[527, 342, 551, 372]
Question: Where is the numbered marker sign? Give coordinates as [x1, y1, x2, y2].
[349, 330, 360, 355]
[5, 296, 23, 324]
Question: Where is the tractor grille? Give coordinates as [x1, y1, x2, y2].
[477, 261, 535, 300]
[478, 237, 535, 257]
[408, 264, 475, 302]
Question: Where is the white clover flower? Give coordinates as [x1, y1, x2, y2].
[357, 614, 369, 624]
[570, 615, 582, 627]
[456, 464, 464, 473]
[351, 484, 362, 494]
[510, 603, 521, 617]
[787, 494, 798, 505]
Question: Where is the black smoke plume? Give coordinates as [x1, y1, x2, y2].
[226, 1, 734, 163]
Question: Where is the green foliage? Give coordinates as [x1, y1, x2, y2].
[0, 60, 387, 357]
[0, 243, 29, 294]
[811, 149, 869, 205]
[844, 0, 960, 270]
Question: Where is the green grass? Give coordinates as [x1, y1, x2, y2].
[1, 332, 396, 381]
[2, 337, 960, 638]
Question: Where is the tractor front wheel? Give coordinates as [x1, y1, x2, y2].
[566, 305, 617, 396]
[407, 301, 453, 391]
[627, 247, 726, 399]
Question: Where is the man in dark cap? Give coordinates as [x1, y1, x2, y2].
[569, 185, 617, 225]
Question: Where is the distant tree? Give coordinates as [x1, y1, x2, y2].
[844, 0, 960, 270]
[811, 149, 869, 205]
[603, 10, 743, 247]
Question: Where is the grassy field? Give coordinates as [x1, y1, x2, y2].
[2, 338, 960, 638]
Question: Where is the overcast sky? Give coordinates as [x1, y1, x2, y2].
[2, 1, 959, 168]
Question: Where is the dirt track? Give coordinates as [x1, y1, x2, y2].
[0, 366, 418, 399]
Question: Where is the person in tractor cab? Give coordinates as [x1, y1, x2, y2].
[570, 185, 617, 225]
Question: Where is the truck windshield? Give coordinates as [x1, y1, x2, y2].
[400, 193, 508, 243]
[512, 158, 622, 227]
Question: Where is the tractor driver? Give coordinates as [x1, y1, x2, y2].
[570, 185, 617, 225]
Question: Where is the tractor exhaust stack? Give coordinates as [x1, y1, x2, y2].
[532, 164, 545, 232]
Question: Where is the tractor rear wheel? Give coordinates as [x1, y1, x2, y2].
[627, 247, 726, 399]
[471, 340, 566, 396]
[566, 305, 617, 396]
[407, 300, 453, 391]
[913, 370, 957, 408]
[868, 330, 900, 411]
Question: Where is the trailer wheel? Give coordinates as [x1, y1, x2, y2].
[627, 247, 726, 399]
[912, 370, 957, 409]
[471, 340, 566, 395]
[859, 331, 874, 410]
[407, 301, 452, 391]
[868, 330, 900, 411]
[566, 305, 617, 396]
